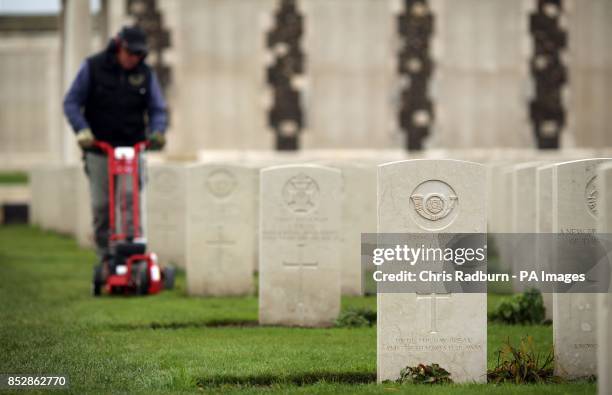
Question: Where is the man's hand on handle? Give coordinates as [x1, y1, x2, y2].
[148, 131, 166, 150]
[76, 129, 95, 149]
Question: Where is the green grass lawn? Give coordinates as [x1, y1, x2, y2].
[0, 225, 596, 394]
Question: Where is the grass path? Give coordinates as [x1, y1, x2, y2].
[0, 226, 596, 394]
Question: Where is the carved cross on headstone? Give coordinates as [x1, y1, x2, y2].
[416, 291, 451, 334]
[206, 226, 236, 247]
[283, 243, 318, 322]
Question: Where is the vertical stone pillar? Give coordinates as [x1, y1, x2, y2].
[566, 0, 612, 147]
[301, 0, 395, 149]
[429, 0, 531, 148]
[61, 0, 92, 164]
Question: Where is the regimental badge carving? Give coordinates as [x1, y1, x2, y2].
[585, 176, 598, 217]
[206, 169, 237, 199]
[409, 180, 458, 230]
[282, 173, 319, 214]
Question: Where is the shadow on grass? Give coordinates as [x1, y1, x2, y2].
[196, 371, 376, 388]
[108, 319, 259, 330]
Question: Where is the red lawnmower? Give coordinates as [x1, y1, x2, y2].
[92, 141, 174, 296]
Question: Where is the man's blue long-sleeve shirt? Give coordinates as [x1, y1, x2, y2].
[63, 61, 168, 134]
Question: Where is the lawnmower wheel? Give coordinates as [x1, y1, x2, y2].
[92, 264, 104, 297]
[136, 261, 149, 295]
[163, 266, 176, 290]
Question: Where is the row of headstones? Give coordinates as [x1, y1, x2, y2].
[149, 155, 611, 389]
[487, 158, 612, 391]
[375, 158, 611, 390]
[28, 152, 611, 390]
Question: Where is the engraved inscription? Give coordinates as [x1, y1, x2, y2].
[385, 336, 482, 353]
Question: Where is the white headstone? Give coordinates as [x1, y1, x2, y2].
[38, 166, 63, 232]
[330, 161, 377, 295]
[377, 159, 487, 383]
[259, 164, 342, 327]
[536, 163, 557, 320]
[512, 162, 545, 292]
[57, 165, 79, 235]
[596, 162, 612, 395]
[146, 164, 188, 269]
[186, 163, 256, 296]
[75, 167, 94, 248]
[552, 158, 610, 378]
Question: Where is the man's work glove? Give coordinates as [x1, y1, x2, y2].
[76, 128, 95, 149]
[148, 131, 166, 150]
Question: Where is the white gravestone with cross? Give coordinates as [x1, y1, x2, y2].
[186, 163, 255, 296]
[146, 164, 188, 269]
[552, 159, 611, 378]
[377, 159, 487, 383]
[259, 164, 342, 327]
[536, 163, 557, 321]
[597, 162, 612, 395]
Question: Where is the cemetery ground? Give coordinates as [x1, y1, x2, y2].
[0, 225, 596, 394]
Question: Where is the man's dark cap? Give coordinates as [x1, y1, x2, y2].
[118, 26, 148, 56]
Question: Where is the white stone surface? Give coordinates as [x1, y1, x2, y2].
[55, 165, 79, 235]
[0, 34, 62, 170]
[567, 0, 612, 147]
[511, 162, 545, 292]
[146, 164, 188, 268]
[429, 0, 532, 148]
[75, 167, 94, 248]
[259, 164, 342, 327]
[552, 158, 611, 378]
[169, 0, 276, 156]
[596, 162, 612, 395]
[61, 0, 92, 164]
[186, 163, 256, 296]
[338, 162, 377, 295]
[377, 159, 487, 383]
[321, 160, 377, 295]
[536, 163, 557, 321]
[38, 166, 64, 232]
[301, 0, 396, 149]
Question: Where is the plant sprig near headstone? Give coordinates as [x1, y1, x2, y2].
[335, 308, 376, 328]
[489, 289, 546, 325]
[487, 336, 558, 384]
[396, 363, 453, 385]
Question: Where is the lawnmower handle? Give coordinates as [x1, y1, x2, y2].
[93, 141, 149, 155]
